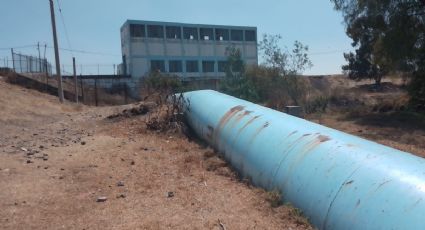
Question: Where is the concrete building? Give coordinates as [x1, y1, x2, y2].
[119, 20, 258, 79]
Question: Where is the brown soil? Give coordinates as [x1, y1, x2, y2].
[307, 77, 425, 157]
[0, 76, 312, 230]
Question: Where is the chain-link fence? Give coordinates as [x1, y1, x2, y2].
[7, 71, 221, 106]
[10, 52, 52, 75]
[62, 75, 140, 106]
[3, 52, 220, 106]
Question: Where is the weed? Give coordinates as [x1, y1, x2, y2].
[266, 189, 282, 208]
[286, 203, 311, 226]
[304, 95, 329, 114]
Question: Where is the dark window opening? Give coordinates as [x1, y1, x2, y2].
[122, 55, 127, 75]
[186, 60, 199, 72]
[147, 25, 164, 38]
[218, 61, 227, 72]
[183, 27, 198, 40]
[130, 24, 145, 37]
[169, 60, 183, 72]
[231, 29, 243, 41]
[245, 30, 256, 41]
[215, 29, 229, 41]
[150, 60, 165, 72]
[166, 26, 181, 39]
[202, 61, 215, 72]
[200, 28, 214, 41]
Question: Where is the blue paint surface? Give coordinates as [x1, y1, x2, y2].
[182, 90, 425, 230]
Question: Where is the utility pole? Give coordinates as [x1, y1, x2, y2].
[73, 57, 78, 103]
[49, 0, 64, 103]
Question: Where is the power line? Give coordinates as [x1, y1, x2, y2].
[0, 43, 120, 57]
[308, 50, 350, 56]
[1, 43, 343, 57]
[45, 45, 121, 57]
[56, 0, 74, 56]
[0, 45, 37, 50]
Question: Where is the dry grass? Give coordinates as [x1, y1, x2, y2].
[306, 75, 425, 157]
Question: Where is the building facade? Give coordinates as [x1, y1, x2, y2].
[120, 20, 258, 79]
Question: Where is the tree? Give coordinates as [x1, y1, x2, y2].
[331, 0, 425, 94]
[219, 35, 313, 109]
[258, 34, 312, 106]
[258, 34, 312, 75]
[409, 45, 425, 110]
[142, 71, 183, 103]
[220, 46, 258, 101]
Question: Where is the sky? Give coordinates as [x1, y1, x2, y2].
[0, 0, 353, 75]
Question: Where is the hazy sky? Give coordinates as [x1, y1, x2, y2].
[0, 0, 352, 75]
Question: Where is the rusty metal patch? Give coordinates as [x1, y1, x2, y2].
[318, 135, 331, 143]
[214, 105, 245, 146]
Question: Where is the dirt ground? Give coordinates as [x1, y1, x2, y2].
[306, 76, 425, 157]
[1, 74, 423, 230]
[0, 77, 312, 230]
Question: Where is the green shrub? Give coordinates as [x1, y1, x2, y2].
[304, 96, 329, 114]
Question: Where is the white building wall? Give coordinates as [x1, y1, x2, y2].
[199, 42, 215, 57]
[120, 20, 258, 79]
[166, 42, 183, 56]
[131, 58, 149, 78]
[184, 43, 199, 56]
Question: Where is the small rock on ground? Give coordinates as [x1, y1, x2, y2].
[96, 196, 107, 202]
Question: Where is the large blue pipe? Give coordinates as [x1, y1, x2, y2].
[182, 90, 425, 230]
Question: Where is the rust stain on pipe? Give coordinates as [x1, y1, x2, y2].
[231, 115, 262, 146]
[214, 105, 245, 145]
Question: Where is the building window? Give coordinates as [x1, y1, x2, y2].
[186, 60, 199, 72]
[150, 60, 165, 72]
[183, 27, 198, 40]
[130, 24, 145, 37]
[200, 28, 214, 41]
[147, 25, 164, 38]
[231, 29, 243, 41]
[169, 60, 183, 72]
[166, 26, 181, 39]
[215, 29, 229, 41]
[245, 30, 256, 41]
[218, 61, 227, 72]
[202, 61, 215, 72]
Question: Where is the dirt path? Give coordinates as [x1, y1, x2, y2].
[0, 78, 311, 229]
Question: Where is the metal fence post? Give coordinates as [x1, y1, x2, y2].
[11, 49, 15, 72]
[124, 85, 128, 104]
[73, 57, 78, 103]
[45, 59, 48, 76]
[94, 78, 98, 106]
[44, 59, 49, 92]
[19, 53, 22, 73]
[37, 42, 41, 73]
[80, 76, 84, 103]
